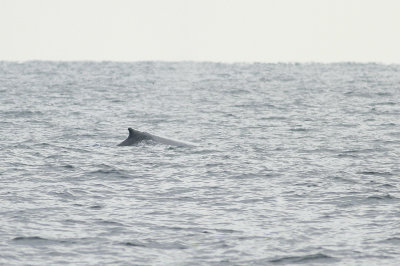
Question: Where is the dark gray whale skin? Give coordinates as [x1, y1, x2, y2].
[118, 128, 196, 147]
[117, 128, 152, 146]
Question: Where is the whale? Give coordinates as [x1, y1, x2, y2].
[118, 128, 196, 147]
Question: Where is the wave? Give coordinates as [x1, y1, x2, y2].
[269, 253, 338, 264]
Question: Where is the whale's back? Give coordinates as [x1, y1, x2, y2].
[118, 128, 196, 147]
[147, 133, 197, 147]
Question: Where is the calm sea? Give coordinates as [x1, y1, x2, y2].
[1, 61, 400, 265]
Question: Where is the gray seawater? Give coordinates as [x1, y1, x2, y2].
[1, 61, 400, 265]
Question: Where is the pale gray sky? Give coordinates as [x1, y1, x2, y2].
[1, 0, 400, 62]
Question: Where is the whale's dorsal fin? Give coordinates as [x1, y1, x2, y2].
[128, 128, 134, 138]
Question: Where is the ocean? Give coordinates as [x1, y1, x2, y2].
[1, 61, 400, 265]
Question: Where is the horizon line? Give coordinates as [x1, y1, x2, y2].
[1, 59, 399, 66]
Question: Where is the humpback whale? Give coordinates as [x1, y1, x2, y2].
[118, 128, 196, 147]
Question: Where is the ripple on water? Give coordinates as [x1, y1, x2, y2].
[12, 236, 76, 245]
[357, 171, 393, 177]
[266, 253, 339, 264]
[121, 240, 187, 250]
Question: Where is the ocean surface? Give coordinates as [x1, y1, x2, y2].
[1, 61, 400, 265]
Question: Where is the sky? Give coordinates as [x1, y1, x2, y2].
[1, 0, 400, 63]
